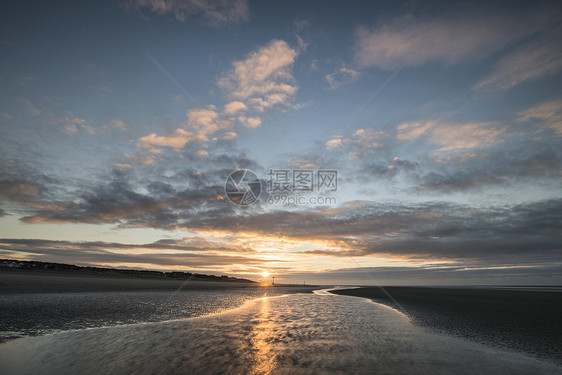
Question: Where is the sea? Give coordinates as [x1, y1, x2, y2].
[0, 287, 560, 374]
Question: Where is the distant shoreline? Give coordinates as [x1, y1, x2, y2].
[332, 286, 562, 364]
[0, 259, 255, 283]
[0, 269, 308, 294]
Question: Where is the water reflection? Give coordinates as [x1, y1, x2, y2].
[0, 287, 314, 341]
[249, 297, 277, 373]
[1, 292, 560, 374]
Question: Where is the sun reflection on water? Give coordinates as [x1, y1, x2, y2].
[248, 296, 277, 374]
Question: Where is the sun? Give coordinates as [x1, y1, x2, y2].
[262, 271, 270, 278]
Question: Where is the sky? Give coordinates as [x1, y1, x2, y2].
[1, 0, 561, 285]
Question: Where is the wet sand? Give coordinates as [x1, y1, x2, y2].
[1, 291, 561, 375]
[0, 271, 317, 342]
[0, 270, 274, 294]
[331, 287, 562, 364]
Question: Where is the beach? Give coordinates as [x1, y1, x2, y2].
[0, 269, 270, 294]
[1, 290, 560, 375]
[0, 270, 316, 342]
[2, 272, 562, 373]
[331, 287, 562, 363]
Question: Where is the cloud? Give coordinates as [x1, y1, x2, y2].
[5, 147, 560, 274]
[237, 115, 262, 128]
[223, 101, 247, 115]
[165, 198, 562, 268]
[0, 175, 67, 215]
[247, 94, 292, 113]
[352, 140, 562, 193]
[396, 120, 505, 152]
[354, 12, 546, 69]
[139, 40, 298, 154]
[325, 67, 360, 90]
[19, 175, 184, 225]
[325, 137, 343, 150]
[289, 263, 562, 285]
[184, 107, 224, 134]
[0, 237, 253, 254]
[139, 129, 198, 151]
[58, 115, 94, 135]
[13, 188, 562, 268]
[114, 163, 134, 169]
[475, 40, 562, 90]
[214, 39, 302, 129]
[417, 171, 503, 192]
[0, 238, 275, 271]
[109, 118, 127, 130]
[288, 158, 316, 169]
[0, 179, 40, 204]
[396, 121, 438, 141]
[138, 107, 231, 152]
[430, 121, 504, 152]
[413, 143, 562, 192]
[326, 128, 384, 153]
[349, 129, 384, 150]
[213, 131, 237, 141]
[217, 39, 299, 109]
[64, 123, 78, 135]
[125, 152, 157, 165]
[124, 0, 249, 27]
[81, 124, 96, 135]
[516, 98, 562, 135]
[288, 111, 559, 195]
[17, 152, 260, 227]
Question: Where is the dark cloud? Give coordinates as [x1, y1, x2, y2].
[415, 146, 562, 192]
[289, 115, 562, 194]
[173, 198, 562, 267]
[13, 160, 560, 268]
[0, 171, 68, 216]
[417, 171, 503, 191]
[0, 237, 254, 253]
[17, 151, 260, 226]
[340, 140, 562, 194]
[2, 128, 560, 281]
[0, 238, 278, 271]
[286, 263, 562, 285]
[19, 171, 180, 224]
[123, 0, 249, 27]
